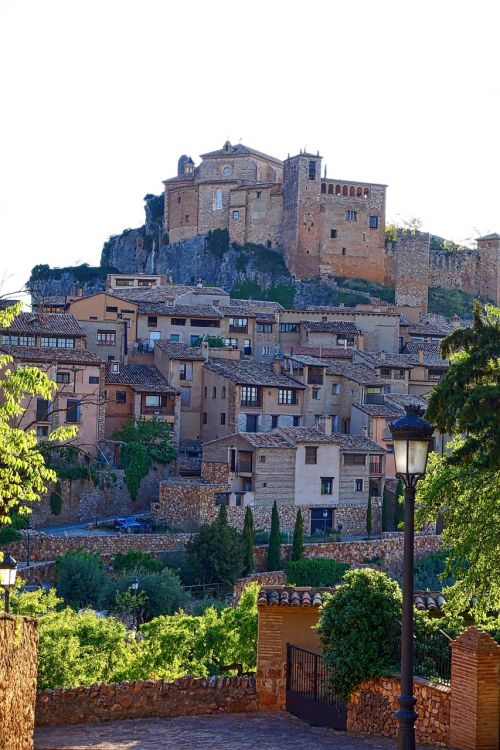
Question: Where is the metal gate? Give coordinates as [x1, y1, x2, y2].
[286, 644, 347, 729]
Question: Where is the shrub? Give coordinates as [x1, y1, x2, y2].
[413, 550, 455, 591]
[113, 551, 162, 574]
[10, 586, 62, 617]
[0, 512, 28, 543]
[267, 501, 281, 571]
[56, 550, 107, 609]
[185, 514, 244, 586]
[100, 569, 188, 621]
[285, 558, 349, 587]
[291, 509, 304, 562]
[316, 569, 402, 698]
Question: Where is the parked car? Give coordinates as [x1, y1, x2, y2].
[113, 516, 153, 534]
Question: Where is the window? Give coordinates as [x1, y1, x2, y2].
[36, 425, 49, 437]
[204, 386, 207, 398]
[394, 369, 406, 380]
[293, 416, 301, 426]
[147, 316, 158, 327]
[190, 335, 201, 346]
[342, 247, 346, 256]
[337, 335, 355, 346]
[241, 386, 259, 406]
[256, 191, 262, 199]
[321, 183, 326, 194]
[116, 391, 127, 403]
[355, 478, 364, 492]
[177, 196, 181, 203]
[330, 229, 337, 239]
[220, 413, 226, 425]
[179, 362, 193, 381]
[36, 399, 50, 421]
[171, 318, 186, 326]
[369, 215, 379, 229]
[56, 372, 70, 384]
[278, 388, 296, 405]
[332, 382, 340, 395]
[229, 317, 248, 332]
[97, 330, 116, 346]
[89, 376, 99, 384]
[222, 386, 226, 398]
[260, 454, 266, 463]
[262, 345, 271, 356]
[185, 214, 190, 223]
[212, 386, 217, 399]
[170, 334, 180, 342]
[305, 446, 318, 464]
[344, 453, 366, 466]
[321, 477, 333, 495]
[145, 394, 168, 408]
[331, 415, 339, 431]
[345, 210, 357, 222]
[203, 412, 207, 424]
[224, 337, 238, 348]
[213, 189, 223, 210]
[308, 161, 316, 180]
[106, 306, 118, 313]
[232, 210, 239, 220]
[181, 387, 191, 407]
[2, 335, 36, 346]
[380, 367, 391, 378]
[108, 355, 115, 361]
[257, 323, 273, 333]
[312, 387, 320, 400]
[41, 337, 75, 348]
[279, 323, 298, 333]
[222, 166, 231, 176]
[66, 399, 80, 423]
[245, 414, 258, 432]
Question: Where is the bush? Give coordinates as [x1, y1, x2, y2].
[10, 586, 62, 617]
[100, 569, 188, 622]
[185, 514, 244, 586]
[316, 569, 402, 698]
[113, 551, 162, 574]
[291, 509, 304, 562]
[206, 228, 229, 259]
[0, 512, 28, 543]
[285, 558, 349, 587]
[413, 551, 455, 591]
[56, 550, 107, 609]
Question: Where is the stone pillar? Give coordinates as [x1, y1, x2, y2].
[450, 627, 500, 750]
[256, 606, 285, 709]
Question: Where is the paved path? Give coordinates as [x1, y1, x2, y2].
[35, 712, 439, 750]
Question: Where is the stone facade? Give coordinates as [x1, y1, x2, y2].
[385, 229, 430, 312]
[347, 676, 450, 746]
[36, 675, 257, 727]
[153, 479, 229, 531]
[0, 614, 39, 750]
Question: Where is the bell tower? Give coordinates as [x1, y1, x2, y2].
[282, 151, 322, 278]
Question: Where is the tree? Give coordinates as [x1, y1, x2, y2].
[267, 501, 281, 571]
[291, 508, 304, 562]
[100, 569, 188, 622]
[56, 550, 106, 609]
[113, 418, 177, 500]
[242, 505, 254, 575]
[112, 551, 162, 574]
[185, 514, 244, 586]
[366, 496, 372, 538]
[394, 479, 404, 530]
[218, 501, 228, 526]
[381, 486, 389, 532]
[0, 302, 77, 528]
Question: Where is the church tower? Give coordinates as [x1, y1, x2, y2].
[282, 151, 322, 278]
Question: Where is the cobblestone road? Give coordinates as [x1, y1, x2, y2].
[35, 712, 441, 750]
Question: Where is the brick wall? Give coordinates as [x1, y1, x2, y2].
[0, 614, 39, 750]
[347, 676, 450, 746]
[36, 675, 257, 726]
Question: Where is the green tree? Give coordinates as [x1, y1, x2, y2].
[291, 509, 304, 562]
[100, 569, 188, 622]
[10, 585, 62, 617]
[218, 501, 228, 526]
[366, 496, 372, 538]
[113, 418, 177, 500]
[285, 558, 349, 587]
[112, 551, 162, 574]
[381, 487, 389, 532]
[185, 514, 244, 586]
[394, 480, 404, 530]
[267, 501, 281, 571]
[242, 505, 254, 575]
[56, 550, 106, 609]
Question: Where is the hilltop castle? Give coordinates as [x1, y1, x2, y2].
[163, 141, 500, 307]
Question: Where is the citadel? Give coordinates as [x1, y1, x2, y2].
[163, 140, 500, 308]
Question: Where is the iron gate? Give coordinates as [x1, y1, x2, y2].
[286, 644, 347, 729]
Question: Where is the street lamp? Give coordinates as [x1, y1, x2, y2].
[0, 554, 18, 614]
[131, 576, 139, 593]
[389, 405, 434, 750]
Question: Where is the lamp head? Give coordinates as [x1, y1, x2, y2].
[389, 404, 434, 483]
[0, 553, 18, 588]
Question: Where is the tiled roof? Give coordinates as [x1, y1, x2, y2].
[105, 364, 178, 393]
[356, 352, 412, 370]
[203, 357, 305, 388]
[352, 403, 401, 418]
[258, 587, 446, 611]
[0, 313, 85, 337]
[285, 354, 328, 367]
[277, 427, 339, 444]
[303, 321, 359, 334]
[289, 346, 353, 360]
[190, 286, 229, 296]
[138, 303, 223, 318]
[227, 299, 284, 311]
[155, 340, 205, 361]
[108, 286, 197, 303]
[199, 142, 283, 166]
[219, 306, 257, 318]
[477, 232, 500, 240]
[240, 432, 291, 448]
[385, 393, 428, 412]
[0, 298, 23, 310]
[254, 312, 277, 323]
[403, 342, 442, 355]
[409, 323, 448, 337]
[32, 295, 66, 307]
[0, 345, 103, 365]
[326, 361, 391, 386]
[414, 592, 447, 611]
[398, 353, 449, 368]
[333, 433, 386, 453]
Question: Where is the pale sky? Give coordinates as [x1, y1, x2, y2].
[0, 0, 499, 297]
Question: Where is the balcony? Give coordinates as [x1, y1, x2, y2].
[141, 405, 176, 417]
[235, 460, 253, 474]
[364, 393, 385, 405]
[229, 325, 248, 334]
[240, 399, 261, 408]
[369, 459, 383, 475]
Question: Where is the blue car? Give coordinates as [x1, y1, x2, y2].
[113, 516, 153, 534]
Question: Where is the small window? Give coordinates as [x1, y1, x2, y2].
[170, 334, 180, 342]
[108, 355, 115, 361]
[342, 247, 346, 256]
[220, 413, 226, 425]
[328, 184, 334, 194]
[106, 306, 118, 313]
[305, 446, 318, 464]
[213, 189, 223, 210]
[223, 166, 231, 176]
[177, 196, 181, 203]
[185, 214, 190, 222]
[115, 391, 127, 404]
[262, 345, 271, 356]
[312, 387, 321, 400]
[369, 215, 379, 229]
[212, 386, 217, 399]
[232, 210, 239, 220]
[332, 383, 340, 395]
[147, 316, 157, 327]
[256, 191, 262, 199]
[181, 387, 191, 406]
[204, 386, 207, 398]
[56, 372, 70, 384]
[293, 416, 300, 427]
[222, 386, 226, 398]
[36, 399, 50, 421]
[171, 318, 186, 326]
[36, 425, 49, 437]
[66, 399, 80, 424]
[330, 229, 337, 239]
[308, 161, 316, 180]
[260, 454, 266, 463]
[321, 477, 333, 495]
[203, 412, 207, 425]
[355, 478, 364, 492]
[145, 395, 165, 408]
[271, 415, 279, 428]
[321, 183, 326, 194]
[89, 376, 99, 384]
[344, 453, 366, 466]
[345, 210, 357, 222]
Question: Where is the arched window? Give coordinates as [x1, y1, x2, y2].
[328, 184, 334, 194]
[321, 183, 326, 194]
[356, 187, 362, 197]
[342, 185, 348, 196]
[349, 186, 355, 197]
[363, 187, 370, 198]
[336, 184, 341, 195]
[213, 189, 222, 210]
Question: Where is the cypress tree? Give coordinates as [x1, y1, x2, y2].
[366, 496, 372, 538]
[291, 508, 305, 562]
[381, 486, 389, 532]
[243, 505, 254, 575]
[218, 501, 228, 526]
[394, 480, 405, 530]
[267, 501, 281, 571]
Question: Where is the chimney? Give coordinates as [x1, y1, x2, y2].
[380, 351, 386, 360]
[317, 415, 332, 434]
[357, 333, 365, 352]
[418, 348, 425, 364]
[273, 356, 282, 375]
[201, 340, 209, 360]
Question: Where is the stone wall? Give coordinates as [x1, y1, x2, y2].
[234, 571, 286, 599]
[36, 675, 257, 726]
[347, 676, 450, 746]
[388, 229, 430, 311]
[0, 614, 39, 750]
[153, 479, 228, 531]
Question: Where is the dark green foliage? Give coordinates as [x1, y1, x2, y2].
[100, 570, 188, 621]
[235, 252, 249, 272]
[231, 242, 290, 276]
[0, 512, 28, 543]
[203, 335, 226, 348]
[29, 262, 118, 286]
[113, 551, 162, 574]
[267, 501, 281, 571]
[185, 514, 244, 586]
[50, 481, 62, 515]
[56, 550, 107, 609]
[291, 509, 304, 562]
[230, 279, 296, 309]
[317, 569, 402, 699]
[394, 480, 405, 530]
[413, 551, 455, 591]
[206, 229, 229, 258]
[335, 276, 395, 304]
[381, 487, 389, 532]
[428, 287, 478, 318]
[366, 496, 372, 538]
[243, 506, 254, 575]
[285, 558, 349, 587]
[218, 502, 228, 525]
[143, 193, 164, 222]
[114, 418, 177, 500]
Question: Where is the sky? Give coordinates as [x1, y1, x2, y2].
[0, 0, 499, 298]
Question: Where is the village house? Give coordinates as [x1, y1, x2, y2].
[67, 293, 138, 361]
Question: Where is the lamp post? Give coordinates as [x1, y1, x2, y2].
[389, 405, 434, 750]
[0, 554, 18, 614]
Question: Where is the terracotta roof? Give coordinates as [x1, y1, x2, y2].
[289, 346, 353, 360]
[277, 427, 339, 444]
[356, 352, 412, 370]
[105, 364, 178, 393]
[414, 592, 447, 611]
[199, 142, 283, 166]
[285, 354, 328, 367]
[352, 403, 401, 418]
[257, 587, 325, 607]
[409, 323, 448, 337]
[219, 306, 257, 318]
[0, 313, 85, 337]
[403, 342, 442, 355]
[0, 345, 103, 365]
[155, 340, 205, 360]
[203, 357, 305, 388]
[227, 299, 284, 311]
[333, 433, 386, 453]
[138, 303, 223, 318]
[240, 432, 291, 448]
[326, 361, 391, 386]
[303, 321, 359, 334]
